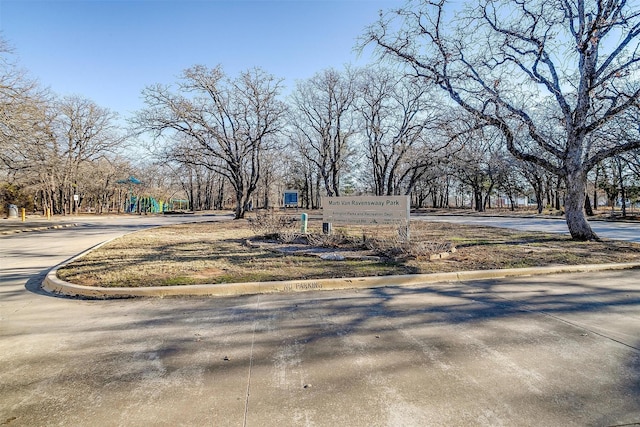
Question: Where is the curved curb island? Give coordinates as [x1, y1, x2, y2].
[44, 260, 640, 299]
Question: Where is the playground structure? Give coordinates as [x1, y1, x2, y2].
[125, 196, 190, 213]
[117, 176, 190, 213]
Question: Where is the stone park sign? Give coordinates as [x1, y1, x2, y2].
[322, 195, 410, 226]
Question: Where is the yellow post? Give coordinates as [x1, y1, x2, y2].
[47, 208, 51, 220]
[21, 208, 26, 222]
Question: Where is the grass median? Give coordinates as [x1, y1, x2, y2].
[56, 218, 640, 287]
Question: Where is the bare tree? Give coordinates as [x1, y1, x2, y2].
[135, 66, 286, 219]
[408, 160, 454, 208]
[518, 162, 547, 214]
[364, 0, 640, 240]
[496, 156, 528, 212]
[453, 128, 504, 212]
[0, 38, 133, 215]
[2, 90, 124, 214]
[0, 38, 50, 174]
[161, 134, 227, 211]
[77, 156, 134, 214]
[356, 67, 441, 196]
[282, 148, 321, 209]
[52, 96, 124, 214]
[289, 67, 357, 197]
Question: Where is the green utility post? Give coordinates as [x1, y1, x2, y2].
[300, 213, 308, 234]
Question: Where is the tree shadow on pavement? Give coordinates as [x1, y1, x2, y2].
[5, 270, 640, 426]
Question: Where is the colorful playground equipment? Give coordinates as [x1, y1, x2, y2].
[125, 196, 190, 213]
[127, 196, 160, 213]
[117, 176, 189, 213]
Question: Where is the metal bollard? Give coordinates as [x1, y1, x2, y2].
[300, 213, 308, 234]
[322, 222, 332, 235]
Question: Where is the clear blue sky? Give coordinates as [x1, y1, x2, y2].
[0, 0, 397, 118]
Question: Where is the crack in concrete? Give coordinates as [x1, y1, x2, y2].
[243, 294, 261, 427]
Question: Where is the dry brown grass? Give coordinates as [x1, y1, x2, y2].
[57, 219, 640, 287]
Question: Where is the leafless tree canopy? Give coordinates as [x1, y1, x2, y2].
[4, 15, 640, 229]
[364, 0, 640, 240]
[135, 65, 287, 219]
[0, 40, 46, 171]
[356, 67, 444, 196]
[289, 67, 358, 198]
[0, 37, 129, 215]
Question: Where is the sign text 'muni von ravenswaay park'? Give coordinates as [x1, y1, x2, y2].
[322, 195, 410, 225]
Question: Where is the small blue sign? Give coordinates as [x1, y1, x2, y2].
[284, 191, 299, 206]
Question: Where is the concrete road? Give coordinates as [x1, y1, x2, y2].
[417, 214, 640, 242]
[1, 215, 640, 426]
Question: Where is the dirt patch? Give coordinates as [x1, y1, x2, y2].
[245, 239, 384, 260]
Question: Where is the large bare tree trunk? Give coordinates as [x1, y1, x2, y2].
[565, 169, 598, 241]
[234, 188, 245, 219]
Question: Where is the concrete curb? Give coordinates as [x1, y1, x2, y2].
[43, 251, 640, 299]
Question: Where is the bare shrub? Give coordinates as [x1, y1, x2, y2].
[362, 228, 454, 260]
[250, 216, 456, 260]
[277, 228, 301, 244]
[248, 210, 298, 240]
[306, 229, 363, 248]
[363, 232, 402, 255]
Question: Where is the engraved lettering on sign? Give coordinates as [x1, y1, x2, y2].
[295, 282, 322, 290]
[322, 196, 409, 226]
[280, 282, 321, 291]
